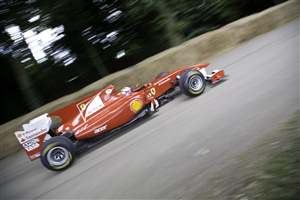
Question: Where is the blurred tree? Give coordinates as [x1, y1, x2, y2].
[0, 0, 281, 124]
[39, 0, 109, 77]
[161, 0, 277, 39]
[0, 56, 29, 123]
[82, 0, 174, 71]
[0, 0, 43, 110]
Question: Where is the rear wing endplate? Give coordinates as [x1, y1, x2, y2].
[14, 114, 52, 160]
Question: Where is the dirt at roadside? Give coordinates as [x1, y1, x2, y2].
[198, 111, 300, 200]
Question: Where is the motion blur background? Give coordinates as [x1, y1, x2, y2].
[0, 0, 285, 124]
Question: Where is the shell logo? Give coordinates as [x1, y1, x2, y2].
[130, 99, 143, 113]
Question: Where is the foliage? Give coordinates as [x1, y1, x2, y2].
[0, 0, 280, 123]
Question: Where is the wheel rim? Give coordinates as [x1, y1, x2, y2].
[188, 75, 203, 91]
[47, 146, 69, 167]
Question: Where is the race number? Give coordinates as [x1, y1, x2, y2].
[147, 88, 156, 98]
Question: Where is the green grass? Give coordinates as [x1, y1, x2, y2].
[254, 112, 300, 200]
[199, 112, 300, 200]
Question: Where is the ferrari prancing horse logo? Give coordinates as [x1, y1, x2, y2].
[79, 103, 86, 111]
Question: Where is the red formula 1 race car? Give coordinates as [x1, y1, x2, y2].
[14, 63, 225, 171]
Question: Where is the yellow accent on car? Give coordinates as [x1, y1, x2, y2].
[130, 99, 143, 113]
[79, 103, 86, 111]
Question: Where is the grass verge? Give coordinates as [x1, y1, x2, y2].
[253, 112, 300, 200]
[201, 111, 300, 200]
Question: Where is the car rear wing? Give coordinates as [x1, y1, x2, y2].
[14, 114, 52, 160]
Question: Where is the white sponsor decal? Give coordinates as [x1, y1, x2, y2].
[15, 128, 47, 144]
[15, 113, 51, 144]
[22, 138, 40, 151]
[157, 78, 171, 86]
[71, 115, 81, 126]
[94, 125, 107, 134]
[85, 95, 104, 118]
[76, 124, 88, 134]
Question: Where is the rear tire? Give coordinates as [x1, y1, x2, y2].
[179, 70, 206, 97]
[40, 136, 75, 171]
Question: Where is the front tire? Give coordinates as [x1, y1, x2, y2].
[179, 70, 206, 97]
[41, 136, 75, 171]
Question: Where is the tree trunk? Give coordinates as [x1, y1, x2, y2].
[9, 58, 43, 110]
[156, 1, 185, 46]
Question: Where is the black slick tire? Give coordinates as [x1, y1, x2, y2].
[179, 70, 206, 97]
[40, 136, 75, 171]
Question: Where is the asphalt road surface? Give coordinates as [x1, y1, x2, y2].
[0, 19, 299, 200]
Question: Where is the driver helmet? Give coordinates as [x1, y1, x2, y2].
[121, 86, 132, 96]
